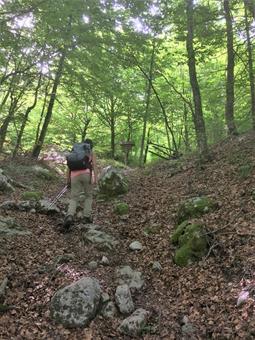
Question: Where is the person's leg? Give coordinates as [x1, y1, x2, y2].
[67, 175, 81, 215]
[82, 174, 93, 222]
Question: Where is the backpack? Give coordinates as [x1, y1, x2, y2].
[66, 142, 92, 171]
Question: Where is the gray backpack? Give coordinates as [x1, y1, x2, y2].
[66, 142, 92, 171]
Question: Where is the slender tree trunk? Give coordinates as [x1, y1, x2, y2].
[13, 74, 42, 157]
[0, 96, 18, 152]
[224, 0, 238, 136]
[244, 2, 255, 129]
[143, 127, 151, 164]
[110, 97, 116, 159]
[186, 0, 209, 160]
[32, 50, 66, 159]
[34, 80, 50, 145]
[139, 42, 155, 167]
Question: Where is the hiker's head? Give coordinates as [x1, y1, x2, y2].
[84, 138, 93, 149]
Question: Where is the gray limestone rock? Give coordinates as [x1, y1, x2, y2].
[118, 308, 149, 336]
[116, 265, 144, 291]
[50, 277, 101, 328]
[83, 229, 118, 251]
[115, 284, 134, 314]
[129, 241, 143, 251]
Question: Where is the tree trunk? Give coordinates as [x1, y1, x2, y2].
[0, 95, 19, 152]
[32, 50, 66, 159]
[224, 0, 238, 136]
[12, 74, 42, 157]
[244, 2, 255, 129]
[110, 97, 116, 159]
[186, 0, 209, 160]
[139, 42, 155, 167]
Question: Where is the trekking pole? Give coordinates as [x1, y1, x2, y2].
[48, 185, 68, 208]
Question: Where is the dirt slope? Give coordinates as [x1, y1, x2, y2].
[0, 132, 255, 339]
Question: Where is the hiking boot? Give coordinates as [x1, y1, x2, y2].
[83, 216, 93, 224]
[63, 215, 74, 230]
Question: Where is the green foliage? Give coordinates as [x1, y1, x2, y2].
[114, 202, 129, 215]
[22, 191, 43, 201]
[238, 163, 254, 179]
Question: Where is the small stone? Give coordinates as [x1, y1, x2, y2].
[100, 256, 110, 266]
[101, 292, 110, 303]
[118, 308, 149, 336]
[88, 261, 98, 270]
[129, 241, 143, 251]
[152, 261, 162, 272]
[101, 301, 117, 318]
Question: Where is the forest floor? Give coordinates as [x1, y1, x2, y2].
[1, 132, 255, 339]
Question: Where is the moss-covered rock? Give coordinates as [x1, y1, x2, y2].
[171, 222, 208, 267]
[114, 202, 129, 215]
[22, 191, 43, 201]
[32, 166, 54, 180]
[252, 190, 255, 202]
[177, 196, 218, 224]
[98, 166, 128, 197]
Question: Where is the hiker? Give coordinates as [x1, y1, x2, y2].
[64, 138, 98, 229]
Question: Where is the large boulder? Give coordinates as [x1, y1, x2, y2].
[0, 169, 14, 193]
[176, 196, 218, 224]
[171, 221, 208, 267]
[98, 166, 128, 197]
[32, 165, 54, 180]
[50, 277, 101, 328]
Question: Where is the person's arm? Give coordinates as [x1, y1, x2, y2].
[92, 152, 98, 184]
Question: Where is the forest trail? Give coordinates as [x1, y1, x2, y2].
[1, 132, 255, 339]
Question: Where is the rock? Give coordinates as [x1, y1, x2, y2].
[88, 261, 98, 270]
[50, 277, 101, 328]
[38, 199, 60, 214]
[181, 315, 196, 336]
[101, 292, 110, 303]
[0, 170, 14, 193]
[171, 221, 208, 267]
[100, 256, 110, 266]
[32, 166, 54, 180]
[0, 216, 31, 237]
[118, 308, 149, 336]
[177, 196, 218, 224]
[0, 277, 8, 303]
[129, 241, 143, 251]
[98, 166, 128, 197]
[152, 261, 162, 272]
[101, 301, 117, 318]
[115, 284, 134, 314]
[83, 229, 118, 251]
[114, 202, 129, 215]
[0, 199, 60, 214]
[116, 266, 144, 291]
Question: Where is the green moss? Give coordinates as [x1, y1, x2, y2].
[172, 223, 208, 267]
[22, 191, 43, 201]
[177, 196, 218, 223]
[171, 221, 190, 244]
[238, 164, 253, 179]
[174, 244, 194, 267]
[114, 202, 129, 215]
